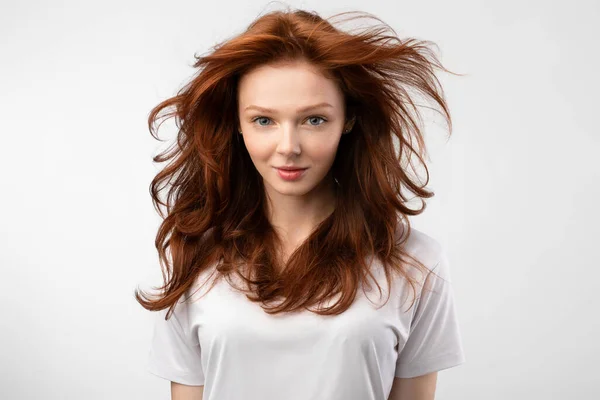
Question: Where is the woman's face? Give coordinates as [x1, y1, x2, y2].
[237, 59, 350, 199]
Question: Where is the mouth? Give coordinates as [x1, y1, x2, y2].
[274, 166, 308, 180]
[274, 166, 308, 171]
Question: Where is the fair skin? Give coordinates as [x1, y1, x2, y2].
[171, 382, 203, 399]
[388, 372, 438, 400]
[236, 59, 352, 265]
[169, 59, 438, 399]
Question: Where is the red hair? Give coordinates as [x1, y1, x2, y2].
[134, 8, 459, 320]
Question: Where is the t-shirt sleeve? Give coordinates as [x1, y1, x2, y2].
[146, 296, 205, 386]
[395, 249, 466, 378]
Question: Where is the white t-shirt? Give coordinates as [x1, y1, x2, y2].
[146, 226, 465, 399]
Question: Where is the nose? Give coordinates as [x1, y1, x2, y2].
[276, 124, 301, 156]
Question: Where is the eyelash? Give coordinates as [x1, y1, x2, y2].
[250, 116, 328, 127]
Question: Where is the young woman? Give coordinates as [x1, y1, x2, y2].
[136, 8, 465, 400]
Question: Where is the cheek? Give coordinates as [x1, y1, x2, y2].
[243, 136, 272, 162]
[308, 139, 341, 162]
[242, 133, 342, 164]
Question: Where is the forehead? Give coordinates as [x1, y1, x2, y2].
[237, 60, 343, 109]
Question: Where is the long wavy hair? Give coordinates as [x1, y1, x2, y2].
[134, 8, 459, 320]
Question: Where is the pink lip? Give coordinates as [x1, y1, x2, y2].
[275, 167, 307, 181]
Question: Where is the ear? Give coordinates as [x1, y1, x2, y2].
[343, 115, 356, 133]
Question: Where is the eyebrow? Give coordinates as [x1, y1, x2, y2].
[244, 102, 334, 113]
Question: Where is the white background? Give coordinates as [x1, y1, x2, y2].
[1, 0, 598, 399]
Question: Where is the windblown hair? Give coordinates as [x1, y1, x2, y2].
[134, 7, 459, 320]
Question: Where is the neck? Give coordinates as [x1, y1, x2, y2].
[265, 175, 337, 249]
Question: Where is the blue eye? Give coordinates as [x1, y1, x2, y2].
[307, 116, 327, 126]
[250, 116, 328, 127]
[252, 116, 271, 126]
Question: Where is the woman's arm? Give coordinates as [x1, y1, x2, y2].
[388, 372, 437, 400]
[171, 382, 204, 400]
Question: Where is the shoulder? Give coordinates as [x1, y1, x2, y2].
[396, 222, 444, 269]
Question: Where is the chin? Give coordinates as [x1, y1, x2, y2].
[270, 181, 312, 196]
[264, 173, 313, 194]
